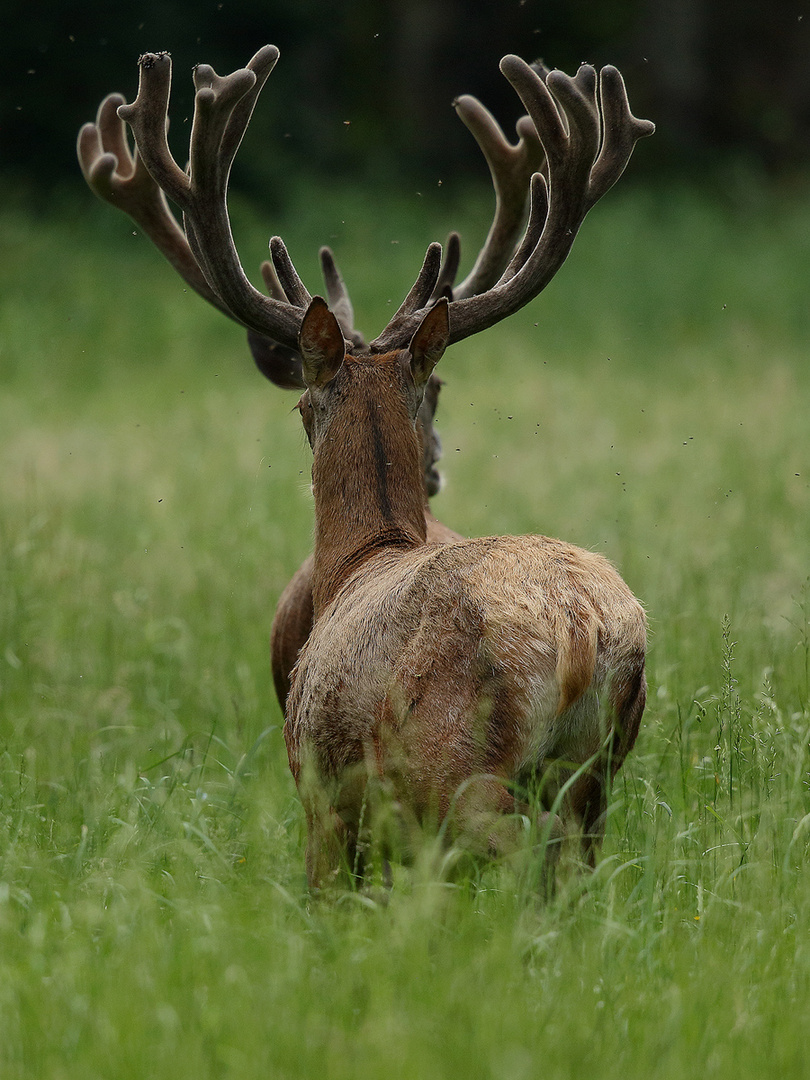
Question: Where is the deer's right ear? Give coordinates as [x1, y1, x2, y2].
[408, 298, 450, 389]
[298, 297, 346, 388]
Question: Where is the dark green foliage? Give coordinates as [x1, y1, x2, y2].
[3, 1, 809, 204]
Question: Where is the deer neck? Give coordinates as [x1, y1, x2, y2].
[310, 374, 428, 617]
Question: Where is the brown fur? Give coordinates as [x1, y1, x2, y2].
[271, 509, 459, 708]
[270, 378, 460, 709]
[283, 300, 647, 890]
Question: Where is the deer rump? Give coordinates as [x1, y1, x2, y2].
[285, 533, 646, 863]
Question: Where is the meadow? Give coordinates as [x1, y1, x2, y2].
[1, 172, 809, 1077]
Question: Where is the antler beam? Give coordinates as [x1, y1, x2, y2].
[78, 67, 321, 387]
[371, 57, 654, 352]
[115, 47, 307, 352]
[451, 82, 546, 299]
[77, 91, 231, 316]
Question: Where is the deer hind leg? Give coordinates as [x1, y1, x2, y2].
[305, 811, 395, 897]
[452, 776, 564, 895]
[608, 661, 647, 779]
[568, 661, 647, 867]
[304, 769, 398, 893]
[303, 804, 357, 891]
[566, 768, 608, 869]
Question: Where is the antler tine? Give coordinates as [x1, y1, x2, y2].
[400, 242, 444, 315]
[499, 171, 549, 284]
[267, 236, 312, 310]
[319, 246, 353, 326]
[373, 55, 653, 352]
[369, 243, 443, 351]
[78, 92, 132, 184]
[319, 247, 367, 349]
[259, 258, 287, 301]
[118, 48, 305, 352]
[184, 48, 287, 318]
[217, 46, 280, 174]
[77, 91, 229, 315]
[451, 95, 545, 300]
[589, 66, 656, 203]
[117, 53, 190, 200]
[430, 232, 462, 301]
[516, 62, 600, 201]
[187, 47, 277, 203]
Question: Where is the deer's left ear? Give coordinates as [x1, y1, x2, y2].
[408, 298, 450, 389]
[299, 297, 346, 388]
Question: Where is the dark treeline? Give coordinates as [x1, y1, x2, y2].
[3, 0, 809, 202]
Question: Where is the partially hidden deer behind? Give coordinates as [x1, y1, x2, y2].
[79, 45, 653, 890]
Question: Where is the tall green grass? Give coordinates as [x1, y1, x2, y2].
[1, 177, 809, 1078]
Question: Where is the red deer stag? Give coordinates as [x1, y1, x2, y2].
[77, 50, 551, 709]
[84, 46, 652, 889]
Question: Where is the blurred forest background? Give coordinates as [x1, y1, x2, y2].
[3, 0, 810, 202]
